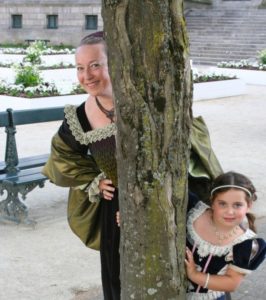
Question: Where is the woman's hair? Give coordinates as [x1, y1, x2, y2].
[210, 171, 257, 232]
[78, 31, 107, 54]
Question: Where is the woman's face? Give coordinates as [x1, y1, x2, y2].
[75, 43, 112, 97]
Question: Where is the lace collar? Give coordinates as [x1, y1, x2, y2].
[64, 104, 116, 145]
[187, 201, 257, 257]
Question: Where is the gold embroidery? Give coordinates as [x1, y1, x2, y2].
[64, 105, 116, 145]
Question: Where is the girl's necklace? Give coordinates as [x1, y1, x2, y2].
[95, 96, 115, 123]
[211, 217, 238, 244]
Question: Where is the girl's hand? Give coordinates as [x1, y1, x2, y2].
[99, 179, 115, 200]
[185, 247, 198, 281]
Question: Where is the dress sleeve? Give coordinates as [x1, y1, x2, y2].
[42, 132, 101, 188]
[187, 191, 200, 213]
[229, 238, 266, 274]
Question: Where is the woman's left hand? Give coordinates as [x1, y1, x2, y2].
[99, 178, 115, 200]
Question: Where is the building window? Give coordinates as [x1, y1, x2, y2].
[85, 15, 98, 30]
[12, 15, 22, 28]
[47, 15, 58, 29]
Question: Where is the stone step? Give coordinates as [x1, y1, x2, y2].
[189, 41, 265, 47]
[189, 48, 262, 54]
[185, 2, 266, 64]
[186, 11, 266, 16]
[189, 49, 265, 56]
[188, 14, 266, 18]
[187, 23, 266, 28]
[190, 41, 266, 46]
[191, 53, 259, 60]
[190, 50, 263, 58]
[190, 51, 264, 56]
[188, 33, 266, 37]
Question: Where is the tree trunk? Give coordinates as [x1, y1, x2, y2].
[102, 1, 192, 299]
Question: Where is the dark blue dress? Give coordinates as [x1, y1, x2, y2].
[186, 201, 266, 300]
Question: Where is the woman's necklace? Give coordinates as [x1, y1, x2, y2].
[95, 96, 115, 123]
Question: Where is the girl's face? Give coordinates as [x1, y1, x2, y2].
[211, 189, 251, 229]
[75, 43, 112, 97]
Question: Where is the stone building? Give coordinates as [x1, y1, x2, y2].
[0, 0, 102, 46]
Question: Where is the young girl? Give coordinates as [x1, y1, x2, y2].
[185, 171, 266, 300]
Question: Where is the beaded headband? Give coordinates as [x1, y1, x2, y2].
[210, 185, 252, 198]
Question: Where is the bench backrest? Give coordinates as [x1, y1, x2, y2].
[0, 106, 65, 173]
[0, 107, 64, 127]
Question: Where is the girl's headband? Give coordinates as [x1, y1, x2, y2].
[211, 185, 252, 198]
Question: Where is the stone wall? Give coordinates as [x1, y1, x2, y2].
[0, 0, 102, 46]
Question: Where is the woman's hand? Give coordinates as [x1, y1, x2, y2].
[99, 178, 115, 200]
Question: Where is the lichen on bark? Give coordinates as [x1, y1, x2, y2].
[102, 1, 192, 298]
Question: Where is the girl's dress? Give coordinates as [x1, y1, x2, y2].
[186, 201, 266, 300]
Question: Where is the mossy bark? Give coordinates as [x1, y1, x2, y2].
[102, 1, 193, 299]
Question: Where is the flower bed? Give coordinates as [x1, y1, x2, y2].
[0, 47, 75, 55]
[217, 60, 266, 71]
[0, 61, 75, 69]
[0, 43, 243, 100]
[0, 80, 60, 98]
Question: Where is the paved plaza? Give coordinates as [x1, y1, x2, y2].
[1, 75, 266, 299]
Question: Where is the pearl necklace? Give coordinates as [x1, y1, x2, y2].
[211, 218, 239, 244]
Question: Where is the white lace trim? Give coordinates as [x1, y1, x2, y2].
[64, 105, 116, 145]
[187, 290, 224, 300]
[228, 264, 252, 275]
[187, 201, 257, 257]
[86, 172, 106, 203]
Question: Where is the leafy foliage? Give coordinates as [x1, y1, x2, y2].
[14, 64, 43, 87]
[23, 41, 46, 64]
[258, 49, 266, 65]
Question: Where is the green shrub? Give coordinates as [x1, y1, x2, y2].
[258, 49, 266, 65]
[23, 41, 46, 64]
[51, 44, 74, 51]
[14, 64, 43, 87]
[0, 43, 26, 49]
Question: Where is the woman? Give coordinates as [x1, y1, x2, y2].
[43, 31, 120, 300]
[43, 31, 222, 300]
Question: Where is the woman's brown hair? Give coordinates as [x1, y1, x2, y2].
[77, 31, 107, 54]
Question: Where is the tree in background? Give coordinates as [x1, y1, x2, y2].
[102, 1, 192, 298]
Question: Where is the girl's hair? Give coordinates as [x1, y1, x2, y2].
[210, 171, 257, 232]
[78, 31, 107, 54]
